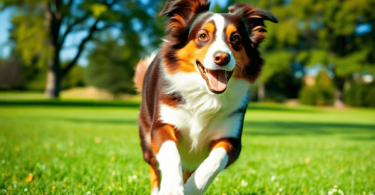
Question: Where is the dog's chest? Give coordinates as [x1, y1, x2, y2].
[160, 104, 236, 171]
[159, 95, 249, 170]
[158, 75, 251, 170]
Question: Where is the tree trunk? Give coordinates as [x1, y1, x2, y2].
[45, 55, 61, 98]
[258, 80, 265, 102]
[333, 89, 345, 108]
[45, 67, 61, 98]
[45, 70, 60, 98]
[43, 3, 61, 98]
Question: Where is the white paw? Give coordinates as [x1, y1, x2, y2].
[158, 179, 184, 195]
[183, 177, 204, 195]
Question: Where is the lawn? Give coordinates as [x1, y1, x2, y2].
[0, 100, 374, 195]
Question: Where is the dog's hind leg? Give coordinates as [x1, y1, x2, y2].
[149, 165, 160, 195]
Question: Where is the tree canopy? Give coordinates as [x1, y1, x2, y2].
[0, 0, 164, 97]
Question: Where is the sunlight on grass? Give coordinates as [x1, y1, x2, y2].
[0, 102, 374, 194]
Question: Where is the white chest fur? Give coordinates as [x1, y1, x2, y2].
[159, 72, 250, 171]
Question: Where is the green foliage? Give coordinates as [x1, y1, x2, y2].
[343, 82, 375, 107]
[264, 71, 301, 102]
[261, 51, 300, 102]
[235, 0, 375, 104]
[0, 49, 45, 91]
[0, 49, 85, 91]
[24, 64, 85, 91]
[299, 72, 336, 106]
[232, 0, 375, 104]
[84, 38, 137, 95]
[91, 3, 107, 18]
[261, 51, 293, 82]
[1, 0, 164, 97]
[0, 103, 374, 194]
[299, 85, 319, 105]
[61, 65, 85, 90]
[330, 50, 373, 77]
[11, 13, 50, 68]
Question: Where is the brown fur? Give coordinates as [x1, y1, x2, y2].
[210, 138, 241, 168]
[134, 58, 150, 92]
[135, 1, 278, 193]
[149, 165, 161, 193]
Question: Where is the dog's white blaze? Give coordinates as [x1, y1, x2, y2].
[156, 141, 184, 194]
[203, 14, 235, 71]
[184, 148, 229, 195]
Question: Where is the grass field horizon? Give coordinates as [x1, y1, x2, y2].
[0, 98, 374, 194]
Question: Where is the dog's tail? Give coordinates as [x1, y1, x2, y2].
[134, 53, 156, 93]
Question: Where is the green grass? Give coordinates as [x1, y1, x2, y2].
[0, 92, 45, 100]
[0, 100, 374, 195]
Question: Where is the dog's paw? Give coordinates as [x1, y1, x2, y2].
[158, 188, 184, 195]
[158, 180, 184, 195]
[183, 175, 205, 195]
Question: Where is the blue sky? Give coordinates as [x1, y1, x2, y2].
[0, 0, 229, 66]
[0, 8, 12, 59]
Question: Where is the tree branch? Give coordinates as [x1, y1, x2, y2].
[58, 0, 115, 47]
[60, 0, 118, 77]
[98, 24, 116, 31]
[59, 13, 91, 46]
[61, 19, 100, 77]
[104, 0, 117, 7]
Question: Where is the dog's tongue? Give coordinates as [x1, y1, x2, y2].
[206, 69, 227, 92]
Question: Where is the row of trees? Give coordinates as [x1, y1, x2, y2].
[245, 0, 375, 104]
[0, 0, 164, 98]
[1, 0, 374, 106]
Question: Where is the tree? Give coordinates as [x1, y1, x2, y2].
[84, 37, 139, 96]
[1, 0, 163, 98]
[233, 0, 375, 103]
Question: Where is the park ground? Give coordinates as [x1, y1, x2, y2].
[0, 96, 374, 194]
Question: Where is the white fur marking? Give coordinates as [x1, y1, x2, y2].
[156, 141, 184, 195]
[147, 51, 157, 65]
[203, 14, 235, 71]
[151, 186, 159, 195]
[161, 68, 250, 151]
[183, 148, 229, 195]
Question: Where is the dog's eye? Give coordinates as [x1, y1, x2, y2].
[231, 35, 241, 43]
[199, 33, 209, 41]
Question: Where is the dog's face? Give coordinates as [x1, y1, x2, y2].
[161, 0, 277, 94]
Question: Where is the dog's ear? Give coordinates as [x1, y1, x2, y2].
[229, 3, 278, 47]
[160, 0, 210, 46]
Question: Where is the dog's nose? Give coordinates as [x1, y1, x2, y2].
[213, 52, 230, 66]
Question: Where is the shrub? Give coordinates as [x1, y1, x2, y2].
[299, 86, 319, 105]
[343, 82, 375, 107]
[299, 72, 335, 106]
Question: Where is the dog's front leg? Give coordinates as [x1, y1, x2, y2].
[153, 124, 183, 195]
[184, 138, 240, 195]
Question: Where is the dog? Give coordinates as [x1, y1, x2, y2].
[134, 0, 277, 194]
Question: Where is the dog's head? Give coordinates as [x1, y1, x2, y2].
[160, 0, 278, 94]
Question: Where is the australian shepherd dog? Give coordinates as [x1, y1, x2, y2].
[134, 0, 277, 194]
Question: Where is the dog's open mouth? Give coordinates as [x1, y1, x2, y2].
[197, 60, 233, 94]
